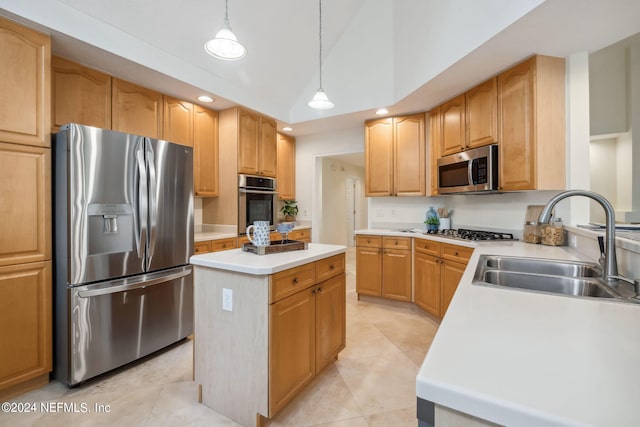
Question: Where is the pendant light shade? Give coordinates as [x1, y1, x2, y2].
[204, 0, 246, 60]
[308, 0, 334, 109]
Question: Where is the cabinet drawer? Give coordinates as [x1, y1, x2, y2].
[194, 241, 211, 254]
[210, 237, 236, 252]
[270, 263, 316, 303]
[441, 243, 474, 263]
[315, 254, 345, 283]
[290, 228, 311, 242]
[414, 239, 441, 257]
[356, 235, 382, 248]
[382, 236, 411, 250]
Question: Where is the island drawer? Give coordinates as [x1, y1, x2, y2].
[270, 263, 316, 303]
[356, 235, 381, 248]
[315, 254, 345, 283]
[441, 243, 474, 263]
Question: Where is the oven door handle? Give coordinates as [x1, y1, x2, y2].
[238, 188, 279, 195]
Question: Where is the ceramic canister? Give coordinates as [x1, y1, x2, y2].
[246, 221, 271, 247]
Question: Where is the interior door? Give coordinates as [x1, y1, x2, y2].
[146, 138, 193, 272]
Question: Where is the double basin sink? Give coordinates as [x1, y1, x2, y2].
[473, 255, 639, 304]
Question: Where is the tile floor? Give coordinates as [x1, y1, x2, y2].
[2, 248, 439, 426]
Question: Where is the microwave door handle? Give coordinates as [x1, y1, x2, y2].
[468, 159, 476, 186]
[135, 142, 147, 261]
[239, 189, 279, 195]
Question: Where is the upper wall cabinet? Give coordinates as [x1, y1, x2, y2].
[276, 133, 296, 201]
[194, 106, 219, 197]
[466, 77, 499, 149]
[365, 114, 425, 197]
[0, 17, 50, 147]
[51, 56, 111, 132]
[111, 78, 163, 138]
[428, 109, 441, 196]
[163, 96, 194, 147]
[440, 94, 466, 156]
[498, 55, 566, 191]
[236, 108, 277, 177]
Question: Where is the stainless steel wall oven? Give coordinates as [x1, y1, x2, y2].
[238, 174, 278, 234]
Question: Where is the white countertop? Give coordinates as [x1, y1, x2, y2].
[189, 243, 346, 275]
[413, 239, 640, 426]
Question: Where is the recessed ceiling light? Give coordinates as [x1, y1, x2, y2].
[198, 95, 214, 103]
[282, 126, 293, 132]
[376, 108, 389, 115]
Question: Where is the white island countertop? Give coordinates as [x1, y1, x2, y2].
[415, 239, 640, 427]
[189, 243, 346, 275]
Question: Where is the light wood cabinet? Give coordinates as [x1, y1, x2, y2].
[162, 96, 193, 147]
[440, 94, 466, 156]
[111, 78, 163, 138]
[51, 56, 111, 132]
[0, 142, 51, 267]
[497, 55, 566, 191]
[413, 240, 473, 319]
[276, 133, 296, 200]
[0, 261, 52, 399]
[194, 241, 211, 255]
[429, 109, 441, 196]
[0, 17, 50, 147]
[355, 235, 411, 301]
[364, 114, 425, 197]
[269, 255, 345, 416]
[466, 77, 499, 149]
[236, 108, 277, 177]
[288, 228, 311, 243]
[194, 106, 219, 197]
[193, 238, 237, 255]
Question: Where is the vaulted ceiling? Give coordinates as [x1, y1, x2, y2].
[1, 0, 640, 135]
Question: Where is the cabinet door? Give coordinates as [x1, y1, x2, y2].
[498, 58, 535, 191]
[413, 252, 440, 317]
[0, 143, 51, 266]
[0, 261, 52, 394]
[429, 109, 441, 196]
[162, 96, 193, 147]
[237, 109, 260, 175]
[466, 77, 498, 149]
[193, 106, 219, 197]
[276, 133, 296, 200]
[355, 246, 382, 296]
[315, 274, 346, 373]
[269, 287, 315, 416]
[259, 118, 277, 177]
[0, 17, 50, 147]
[51, 56, 111, 132]
[111, 78, 163, 138]
[382, 248, 412, 301]
[440, 94, 466, 155]
[441, 260, 466, 317]
[364, 118, 393, 196]
[394, 114, 425, 196]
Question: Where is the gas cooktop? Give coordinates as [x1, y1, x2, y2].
[425, 228, 517, 241]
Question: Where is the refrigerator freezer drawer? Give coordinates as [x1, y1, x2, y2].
[64, 266, 193, 386]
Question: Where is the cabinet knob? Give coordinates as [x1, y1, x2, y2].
[293, 277, 298, 284]
[317, 286, 322, 293]
[367, 239, 371, 243]
[454, 251, 459, 256]
[329, 265, 335, 270]
[394, 241, 398, 245]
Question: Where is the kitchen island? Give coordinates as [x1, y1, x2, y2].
[190, 243, 347, 427]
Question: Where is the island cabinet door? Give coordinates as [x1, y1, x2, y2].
[315, 274, 346, 373]
[269, 287, 316, 416]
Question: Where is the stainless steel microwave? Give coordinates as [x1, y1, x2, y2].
[437, 144, 498, 194]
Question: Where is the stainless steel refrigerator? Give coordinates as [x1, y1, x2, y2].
[53, 123, 194, 386]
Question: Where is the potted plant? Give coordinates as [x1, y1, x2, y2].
[424, 216, 440, 232]
[280, 200, 299, 222]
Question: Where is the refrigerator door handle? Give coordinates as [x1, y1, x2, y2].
[146, 141, 158, 264]
[77, 267, 192, 298]
[136, 142, 148, 260]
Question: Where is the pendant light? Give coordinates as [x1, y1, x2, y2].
[204, 0, 246, 60]
[308, 0, 334, 109]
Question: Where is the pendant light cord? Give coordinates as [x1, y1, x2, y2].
[318, 0, 323, 89]
[224, 0, 230, 27]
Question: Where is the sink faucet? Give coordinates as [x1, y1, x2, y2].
[539, 190, 619, 283]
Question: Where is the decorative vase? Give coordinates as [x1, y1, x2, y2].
[284, 215, 295, 222]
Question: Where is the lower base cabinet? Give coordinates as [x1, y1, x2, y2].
[355, 235, 411, 301]
[414, 240, 473, 319]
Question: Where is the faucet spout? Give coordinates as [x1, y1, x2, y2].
[538, 190, 618, 281]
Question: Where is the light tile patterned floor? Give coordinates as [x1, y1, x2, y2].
[2, 248, 439, 426]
